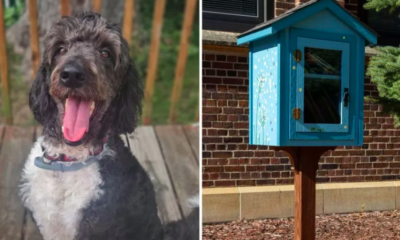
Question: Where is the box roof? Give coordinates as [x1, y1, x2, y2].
[237, 0, 378, 46]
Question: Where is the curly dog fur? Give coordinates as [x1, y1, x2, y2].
[20, 12, 198, 240]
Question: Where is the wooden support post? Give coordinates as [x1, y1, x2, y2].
[272, 146, 336, 240]
[0, 1, 11, 124]
[195, 102, 199, 122]
[168, 0, 198, 124]
[28, 0, 40, 79]
[60, 0, 70, 16]
[142, 0, 166, 125]
[122, 0, 135, 45]
[92, 0, 102, 13]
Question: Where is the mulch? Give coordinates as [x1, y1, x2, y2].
[203, 210, 400, 240]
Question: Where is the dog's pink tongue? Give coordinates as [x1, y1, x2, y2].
[62, 97, 91, 142]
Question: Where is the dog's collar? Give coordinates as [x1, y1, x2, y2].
[34, 137, 107, 172]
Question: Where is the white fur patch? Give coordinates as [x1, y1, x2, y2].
[20, 137, 105, 240]
[186, 194, 199, 208]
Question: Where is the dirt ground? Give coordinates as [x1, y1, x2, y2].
[203, 210, 400, 240]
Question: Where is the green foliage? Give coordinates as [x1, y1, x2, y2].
[131, 0, 199, 124]
[4, 0, 24, 28]
[364, 0, 400, 126]
[364, 0, 400, 15]
[366, 46, 400, 126]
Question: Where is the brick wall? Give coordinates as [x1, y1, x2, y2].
[202, 50, 400, 188]
[202, 0, 396, 188]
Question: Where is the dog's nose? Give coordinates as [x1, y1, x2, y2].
[60, 63, 86, 88]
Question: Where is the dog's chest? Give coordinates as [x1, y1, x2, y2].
[20, 139, 104, 240]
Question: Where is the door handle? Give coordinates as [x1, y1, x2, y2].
[343, 88, 349, 107]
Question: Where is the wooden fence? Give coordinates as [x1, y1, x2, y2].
[0, 0, 198, 125]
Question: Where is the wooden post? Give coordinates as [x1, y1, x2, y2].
[195, 102, 199, 122]
[92, 0, 102, 13]
[28, 0, 40, 78]
[168, 0, 198, 124]
[122, 0, 135, 45]
[142, 0, 166, 125]
[0, 0, 11, 124]
[60, 0, 70, 16]
[272, 146, 336, 240]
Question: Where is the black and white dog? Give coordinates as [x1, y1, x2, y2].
[20, 12, 198, 240]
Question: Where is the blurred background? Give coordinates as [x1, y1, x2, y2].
[0, 0, 199, 125]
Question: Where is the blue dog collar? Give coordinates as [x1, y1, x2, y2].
[34, 155, 100, 172]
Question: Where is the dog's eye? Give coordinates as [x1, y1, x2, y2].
[100, 50, 110, 58]
[58, 47, 67, 55]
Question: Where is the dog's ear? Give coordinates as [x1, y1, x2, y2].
[115, 61, 143, 134]
[29, 63, 59, 136]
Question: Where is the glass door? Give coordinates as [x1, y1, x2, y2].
[295, 37, 350, 133]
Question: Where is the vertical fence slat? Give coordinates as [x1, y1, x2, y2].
[28, 0, 40, 79]
[168, 0, 197, 124]
[142, 0, 167, 125]
[60, 0, 70, 16]
[196, 102, 199, 122]
[92, 0, 101, 13]
[0, 0, 11, 124]
[122, 0, 134, 45]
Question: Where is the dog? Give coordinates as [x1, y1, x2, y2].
[19, 12, 198, 240]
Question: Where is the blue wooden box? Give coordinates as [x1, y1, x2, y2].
[237, 0, 378, 147]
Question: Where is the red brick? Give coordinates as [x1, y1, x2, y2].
[215, 181, 236, 187]
[203, 181, 214, 187]
[234, 122, 248, 129]
[234, 151, 254, 157]
[203, 107, 222, 114]
[223, 108, 243, 114]
[213, 152, 232, 158]
[234, 63, 248, 70]
[227, 56, 237, 62]
[223, 78, 243, 85]
[203, 166, 224, 173]
[213, 62, 233, 69]
[238, 180, 256, 186]
[212, 122, 233, 129]
[225, 166, 245, 172]
[203, 77, 222, 84]
[204, 54, 215, 61]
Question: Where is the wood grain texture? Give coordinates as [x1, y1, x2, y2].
[168, 0, 198, 123]
[0, 126, 4, 148]
[0, 126, 35, 240]
[0, 1, 12, 124]
[122, 0, 135, 45]
[28, 0, 40, 79]
[0, 127, 34, 188]
[92, 0, 101, 12]
[0, 187, 25, 240]
[129, 126, 182, 223]
[23, 212, 42, 240]
[183, 125, 199, 163]
[155, 125, 199, 217]
[142, 0, 166, 125]
[60, 0, 70, 16]
[273, 146, 335, 240]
